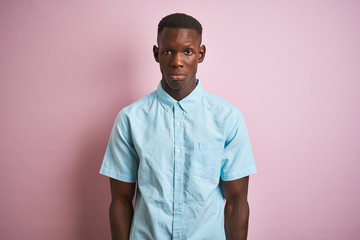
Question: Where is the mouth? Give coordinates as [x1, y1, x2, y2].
[169, 73, 186, 80]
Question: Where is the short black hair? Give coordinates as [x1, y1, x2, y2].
[157, 13, 202, 37]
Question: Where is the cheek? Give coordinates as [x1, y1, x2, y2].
[159, 58, 171, 66]
[184, 56, 197, 65]
[158, 61, 168, 71]
[187, 59, 198, 71]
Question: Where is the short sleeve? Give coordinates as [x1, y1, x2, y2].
[220, 109, 257, 181]
[99, 110, 139, 183]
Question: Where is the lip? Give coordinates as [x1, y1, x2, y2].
[169, 74, 186, 80]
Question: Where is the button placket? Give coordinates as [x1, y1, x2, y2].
[172, 104, 185, 239]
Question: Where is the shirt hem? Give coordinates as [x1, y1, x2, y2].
[221, 166, 257, 181]
[99, 168, 137, 183]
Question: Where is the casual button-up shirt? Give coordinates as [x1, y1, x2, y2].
[100, 80, 257, 240]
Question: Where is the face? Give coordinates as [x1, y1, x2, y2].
[153, 28, 206, 100]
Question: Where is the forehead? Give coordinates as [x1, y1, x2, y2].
[157, 28, 201, 47]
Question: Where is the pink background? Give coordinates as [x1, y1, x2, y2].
[1, 1, 359, 239]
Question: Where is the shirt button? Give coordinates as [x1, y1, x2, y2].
[174, 233, 179, 238]
[176, 122, 181, 126]
[175, 205, 180, 210]
[176, 149, 181, 153]
[176, 177, 181, 181]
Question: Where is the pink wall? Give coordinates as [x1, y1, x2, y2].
[1, 1, 359, 239]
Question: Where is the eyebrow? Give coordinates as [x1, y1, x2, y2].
[183, 44, 196, 48]
[161, 44, 197, 49]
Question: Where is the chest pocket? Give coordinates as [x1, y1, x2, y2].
[193, 142, 224, 179]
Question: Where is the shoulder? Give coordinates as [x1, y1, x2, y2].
[116, 91, 157, 123]
[121, 91, 156, 115]
[201, 91, 248, 138]
[202, 91, 243, 121]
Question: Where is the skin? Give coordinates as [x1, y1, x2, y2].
[153, 28, 206, 101]
[109, 179, 135, 240]
[108, 27, 251, 240]
[223, 177, 251, 240]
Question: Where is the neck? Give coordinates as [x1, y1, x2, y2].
[161, 80, 196, 101]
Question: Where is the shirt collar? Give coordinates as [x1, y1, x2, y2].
[156, 79, 204, 113]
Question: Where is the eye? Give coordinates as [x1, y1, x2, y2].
[163, 50, 172, 55]
[185, 49, 193, 55]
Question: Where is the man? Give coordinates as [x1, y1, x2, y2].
[100, 13, 257, 240]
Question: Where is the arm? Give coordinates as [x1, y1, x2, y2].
[109, 178, 136, 240]
[222, 176, 250, 240]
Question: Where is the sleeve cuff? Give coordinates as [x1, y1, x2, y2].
[221, 166, 257, 181]
[99, 167, 137, 183]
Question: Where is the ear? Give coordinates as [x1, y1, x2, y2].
[198, 45, 206, 63]
[153, 45, 159, 62]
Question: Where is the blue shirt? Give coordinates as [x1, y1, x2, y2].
[100, 80, 257, 240]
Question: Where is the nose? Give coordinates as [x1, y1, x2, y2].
[170, 52, 183, 68]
